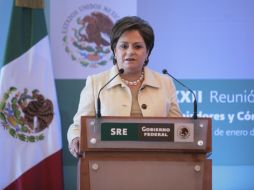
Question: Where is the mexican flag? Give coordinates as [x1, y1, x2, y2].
[0, 0, 64, 189]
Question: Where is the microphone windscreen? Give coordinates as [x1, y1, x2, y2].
[162, 69, 167, 74]
[119, 68, 124, 74]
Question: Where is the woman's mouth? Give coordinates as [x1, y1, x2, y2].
[125, 58, 135, 62]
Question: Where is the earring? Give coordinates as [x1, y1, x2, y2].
[113, 57, 117, 64]
[144, 58, 149, 65]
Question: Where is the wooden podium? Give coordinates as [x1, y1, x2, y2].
[78, 116, 212, 190]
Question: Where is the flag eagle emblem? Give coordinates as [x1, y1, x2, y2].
[0, 87, 54, 142]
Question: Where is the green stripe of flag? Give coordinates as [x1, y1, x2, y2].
[3, 0, 47, 65]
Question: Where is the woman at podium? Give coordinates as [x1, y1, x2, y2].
[67, 16, 182, 158]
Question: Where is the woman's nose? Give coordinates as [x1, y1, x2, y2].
[126, 47, 135, 54]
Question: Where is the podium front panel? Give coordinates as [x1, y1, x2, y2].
[88, 160, 203, 190]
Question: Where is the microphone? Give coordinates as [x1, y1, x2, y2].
[96, 68, 124, 118]
[162, 69, 198, 119]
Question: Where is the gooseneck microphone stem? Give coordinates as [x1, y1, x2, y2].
[162, 69, 198, 119]
[96, 68, 124, 118]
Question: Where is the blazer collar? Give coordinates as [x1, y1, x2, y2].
[106, 65, 123, 89]
[142, 67, 160, 88]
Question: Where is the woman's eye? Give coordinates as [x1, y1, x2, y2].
[120, 44, 128, 49]
[135, 45, 143, 49]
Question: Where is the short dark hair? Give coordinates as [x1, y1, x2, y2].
[110, 16, 154, 66]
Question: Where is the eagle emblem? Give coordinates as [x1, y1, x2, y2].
[0, 87, 54, 142]
[177, 126, 191, 139]
[63, 11, 115, 67]
[79, 12, 113, 48]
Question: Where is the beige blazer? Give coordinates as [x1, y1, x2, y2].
[67, 65, 182, 144]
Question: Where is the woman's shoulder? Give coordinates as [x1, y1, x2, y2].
[145, 67, 171, 82]
[85, 66, 120, 90]
[144, 67, 176, 90]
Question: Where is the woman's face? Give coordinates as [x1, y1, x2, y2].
[114, 30, 149, 75]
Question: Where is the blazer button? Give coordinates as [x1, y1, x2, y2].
[141, 104, 147, 109]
